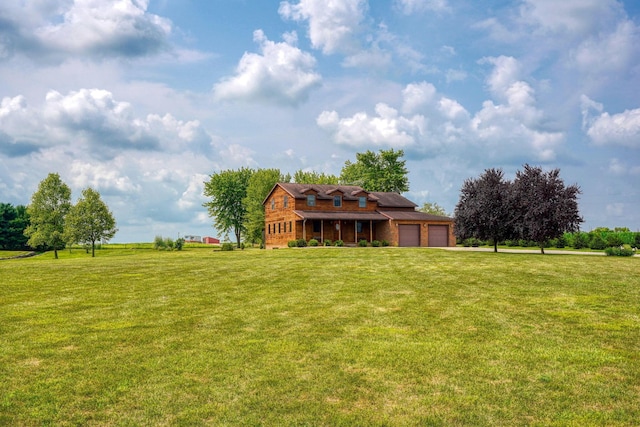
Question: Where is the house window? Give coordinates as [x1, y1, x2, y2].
[268, 224, 271, 234]
[333, 195, 342, 207]
[271, 199, 275, 210]
[357, 221, 363, 233]
[359, 196, 367, 208]
[278, 222, 281, 233]
[313, 221, 321, 233]
[289, 221, 292, 233]
[307, 194, 316, 206]
[283, 195, 288, 208]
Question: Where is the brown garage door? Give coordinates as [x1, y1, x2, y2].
[398, 224, 420, 247]
[428, 225, 449, 247]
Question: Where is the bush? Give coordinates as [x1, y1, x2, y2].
[463, 238, 482, 247]
[634, 233, 640, 248]
[589, 233, 607, 250]
[287, 240, 297, 248]
[371, 240, 381, 247]
[604, 245, 635, 257]
[505, 240, 518, 247]
[553, 235, 567, 248]
[358, 239, 368, 247]
[221, 242, 234, 251]
[296, 238, 307, 247]
[606, 234, 624, 248]
[175, 238, 185, 251]
[381, 240, 390, 247]
[153, 235, 166, 250]
[308, 239, 319, 247]
[571, 232, 590, 249]
[334, 240, 344, 247]
[324, 240, 332, 246]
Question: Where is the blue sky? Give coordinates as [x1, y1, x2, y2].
[1, 0, 639, 242]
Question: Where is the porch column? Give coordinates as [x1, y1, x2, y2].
[354, 221, 357, 244]
[321, 220, 324, 243]
[370, 220, 373, 242]
[303, 219, 307, 241]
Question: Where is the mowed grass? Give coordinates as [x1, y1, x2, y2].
[1, 248, 639, 426]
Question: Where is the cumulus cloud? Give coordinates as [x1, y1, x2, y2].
[394, 0, 450, 14]
[581, 95, 640, 148]
[0, 0, 172, 60]
[279, 0, 367, 55]
[318, 56, 564, 161]
[213, 30, 321, 106]
[0, 89, 216, 159]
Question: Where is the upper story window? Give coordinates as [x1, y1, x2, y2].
[271, 199, 275, 210]
[307, 194, 316, 206]
[333, 195, 342, 207]
[283, 195, 288, 208]
[359, 196, 367, 208]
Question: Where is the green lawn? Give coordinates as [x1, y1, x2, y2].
[1, 247, 639, 425]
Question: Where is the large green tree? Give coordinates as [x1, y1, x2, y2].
[340, 149, 409, 192]
[244, 168, 285, 246]
[65, 188, 118, 257]
[24, 173, 72, 259]
[0, 203, 30, 250]
[511, 164, 582, 254]
[292, 170, 339, 184]
[454, 168, 514, 252]
[418, 202, 449, 217]
[203, 168, 254, 247]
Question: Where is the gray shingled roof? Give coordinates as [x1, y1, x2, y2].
[275, 183, 417, 208]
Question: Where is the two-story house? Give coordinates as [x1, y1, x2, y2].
[263, 183, 455, 248]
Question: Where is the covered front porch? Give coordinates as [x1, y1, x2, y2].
[293, 211, 387, 245]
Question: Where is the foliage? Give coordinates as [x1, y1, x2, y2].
[0, 203, 30, 250]
[334, 239, 344, 247]
[296, 238, 307, 247]
[371, 240, 381, 247]
[154, 236, 182, 251]
[324, 239, 332, 246]
[175, 238, 185, 251]
[604, 245, 635, 256]
[24, 173, 72, 259]
[418, 202, 449, 217]
[244, 168, 285, 245]
[340, 149, 409, 192]
[292, 170, 339, 184]
[288, 240, 297, 248]
[570, 232, 590, 249]
[64, 188, 117, 257]
[308, 238, 319, 246]
[221, 242, 234, 251]
[454, 168, 513, 253]
[2, 248, 639, 425]
[358, 239, 368, 247]
[589, 233, 607, 250]
[203, 168, 254, 247]
[605, 233, 624, 248]
[511, 165, 582, 254]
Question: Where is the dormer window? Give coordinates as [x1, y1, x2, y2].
[333, 195, 342, 207]
[307, 194, 316, 206]
[283, 195, 288, 208]
[359, 196, 367, 208]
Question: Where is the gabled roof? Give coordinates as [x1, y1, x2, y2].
[269, 183, 370, 202]
[379, 211, 452, 221]
[369, 192, 417, 208]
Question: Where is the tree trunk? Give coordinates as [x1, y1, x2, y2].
[92, 240, 96, 257]
[494, 241, 498, 252]
[54, 248, 58, 259]
[540, 244, 545, 254]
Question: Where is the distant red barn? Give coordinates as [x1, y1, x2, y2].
[203, 237, 220, 245]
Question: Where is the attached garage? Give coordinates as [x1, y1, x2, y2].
[398, 224, 420, 247]
[428, 225, 449, 247]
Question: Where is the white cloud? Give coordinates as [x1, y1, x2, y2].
[320, 58, 564, 161]
[279, 0, 367, 55]
[394, 0, 450, 14]
[213, 30, 321, 106]
[0, 0, 172, 60]
[581, 95, 640, 148]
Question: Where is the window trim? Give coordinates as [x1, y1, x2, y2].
[333, 195, 342, 208]
[359, 196, 367, 208]
[307, 194, 316, 207]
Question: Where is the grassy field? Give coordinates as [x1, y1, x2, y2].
[1, 247, 639, 426]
